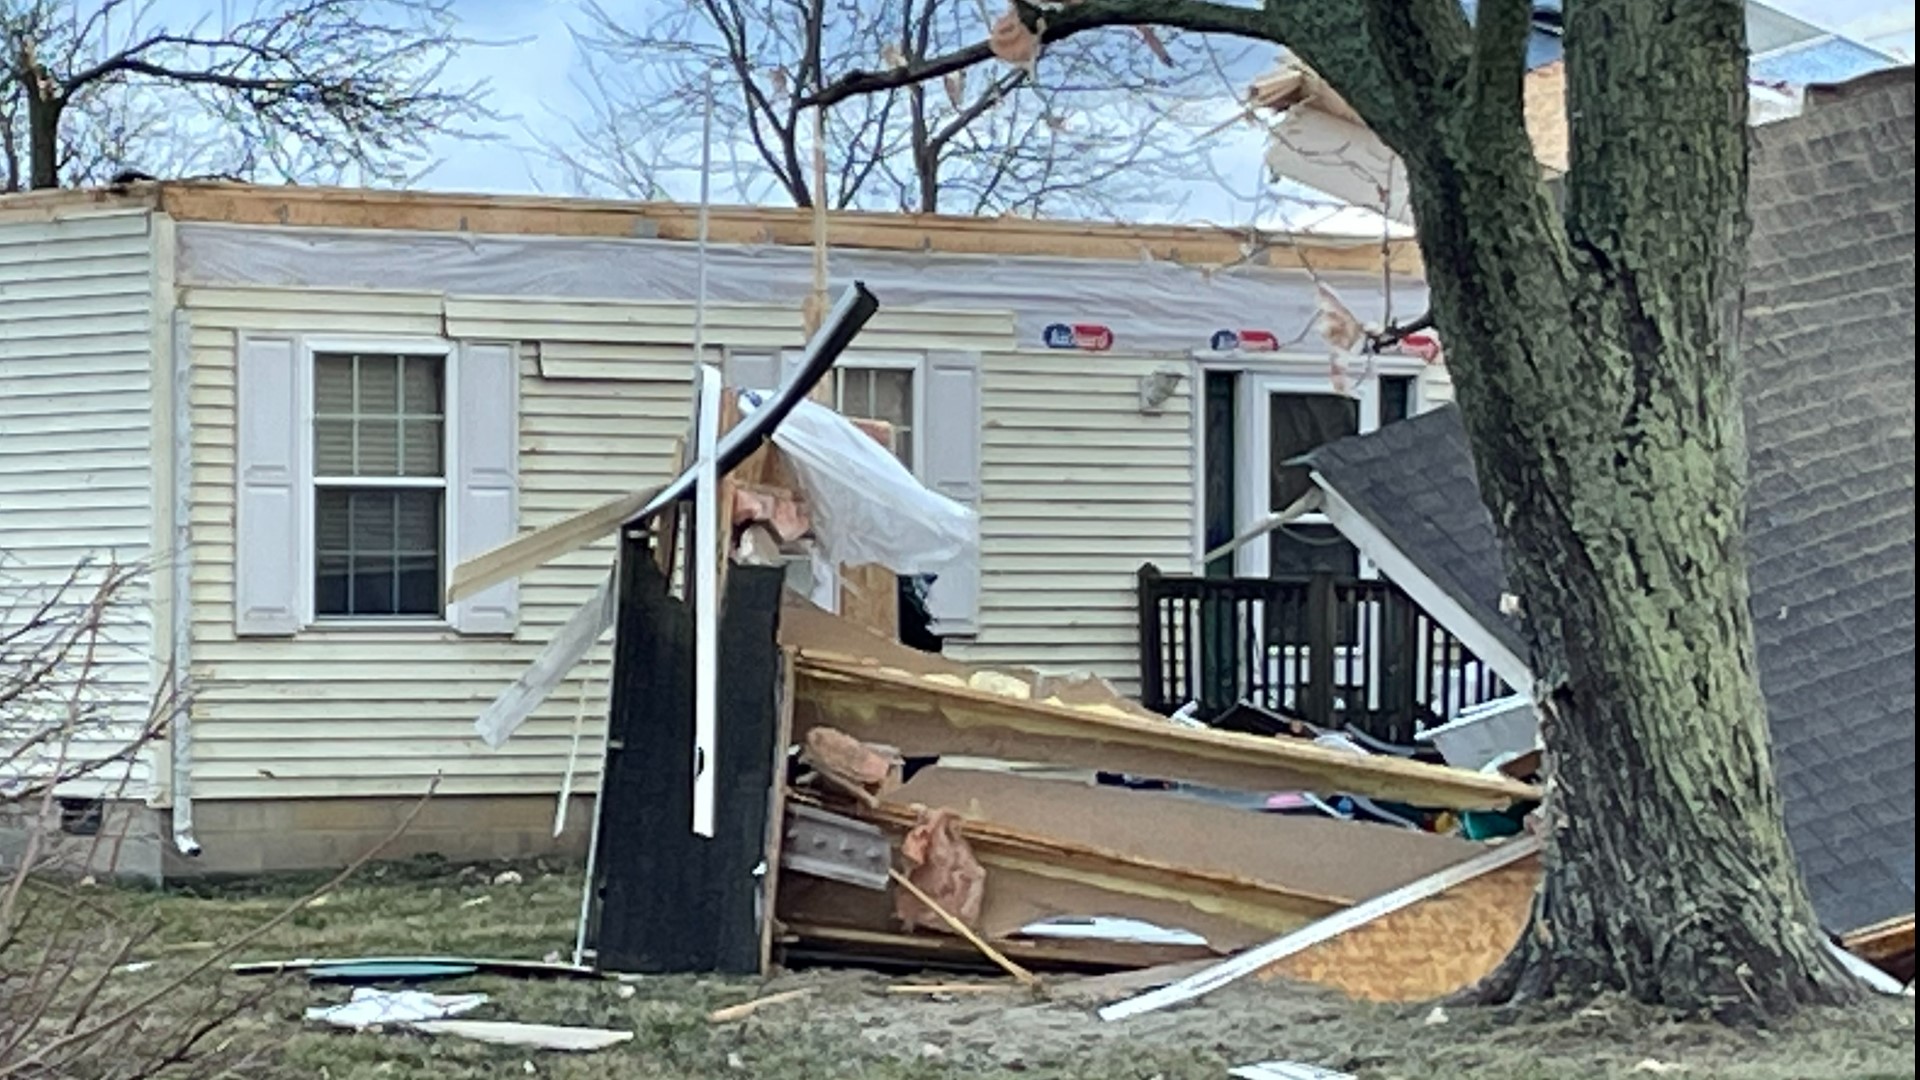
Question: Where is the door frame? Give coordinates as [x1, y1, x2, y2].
[1233, 370, 1380, 579]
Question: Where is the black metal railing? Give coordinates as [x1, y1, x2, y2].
[1137, 564, 1511, 745]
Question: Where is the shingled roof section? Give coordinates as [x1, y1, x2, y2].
[1299, 67, 1916, 938]
[1301, 405, 1528, 661]
[1742, 65, 1916, 937]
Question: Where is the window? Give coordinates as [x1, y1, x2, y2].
[833, 366, 916, 470]
[1267, 392, 1362, 581]
[1380, 374, 1416, 425]
[311, 352, 447, 619]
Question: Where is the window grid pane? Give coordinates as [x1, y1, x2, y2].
[312, 353, 446, 480]
[833, 366, 915, 470]
[315, 484, 445, 618]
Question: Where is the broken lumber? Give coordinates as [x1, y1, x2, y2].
[889, 767, 1487, 907]
[792, 657, 1539, 811]
[889, 868, 1040, 990]
[1098, 835, 1544, 1021]
[790, 790, 1349, 953]
[777, 922, 1211, 974]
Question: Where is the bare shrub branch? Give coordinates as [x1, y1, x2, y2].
[0, 557, 441, 1079]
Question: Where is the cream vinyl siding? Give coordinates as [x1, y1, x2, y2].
[184, 287, 684, 799]
[943, 351, 1196, 692]
[0, 209, 158, 797]
[181, 286, 1028, 799]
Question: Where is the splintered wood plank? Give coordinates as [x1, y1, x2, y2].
[448, 484, 665, 603]
[888, 767, 1486, 908]
[791, 659, 1539, 810]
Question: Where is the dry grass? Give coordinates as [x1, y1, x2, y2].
[33, 856, 1912, 1080]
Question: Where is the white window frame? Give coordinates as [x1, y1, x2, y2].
[823, 351, 927, 476]
[1234, 370, 1381, 581]
[298, 336, 460, 631]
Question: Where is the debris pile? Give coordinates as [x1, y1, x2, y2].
[445, 297, 1553, 1009]
[442, 285, 1912, 1017]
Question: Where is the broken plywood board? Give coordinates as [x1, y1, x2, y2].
[1843, 914, 1916, 964]
[1100, 836, 1542, 1020]
[1259, 853, 1540, 1001]
[786, 791, 1347, 953]
[793, 659, 1539, 810]
[891, 767, 1487, 913]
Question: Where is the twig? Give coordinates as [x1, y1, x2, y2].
[0, 777, 444, 1079]
[707, 987, 817, 1022]
[887, 869, 1040, 992]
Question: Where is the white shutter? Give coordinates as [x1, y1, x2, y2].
[780, 350, 811, 395]
[449, 341, 521, 635]
[921, 351, 983, 635]
[234, 335, 304, 636]
[725, 351, 778, 394]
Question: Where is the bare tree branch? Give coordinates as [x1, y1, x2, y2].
[802, 0, 1274, 109]
[558, 0, 1256, 216]
[1, 0, 494, 191]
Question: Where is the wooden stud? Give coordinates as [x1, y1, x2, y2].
[888, 868, 1041, 991]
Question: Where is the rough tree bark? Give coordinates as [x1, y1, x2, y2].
[808, 0, 1865, 1020]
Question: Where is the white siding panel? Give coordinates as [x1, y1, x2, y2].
[184, 291, 672, 800]
[0, 210, 157, 799]
[944, 350, 1195, 692]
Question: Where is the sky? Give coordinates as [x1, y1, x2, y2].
[129, 0, 1916, 232]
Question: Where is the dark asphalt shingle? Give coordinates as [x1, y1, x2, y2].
[1302, 406, 1528, 662]
[1742, 66, 1915, 937]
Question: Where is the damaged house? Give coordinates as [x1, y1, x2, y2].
[1, 180, 1482, 881]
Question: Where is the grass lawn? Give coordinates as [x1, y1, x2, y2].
[18, 857, 1915, 1079]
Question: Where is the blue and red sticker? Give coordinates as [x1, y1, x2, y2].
[1041, 323, 1114, 351]
[1208, 329, 1280, 352]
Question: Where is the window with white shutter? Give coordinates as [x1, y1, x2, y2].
[231, 334, 519, 635]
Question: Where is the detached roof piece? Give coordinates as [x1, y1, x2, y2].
[1293, 69, 1916, 938]
[1302, 406, 1526, 662]
[1742, 65, 1916, 936]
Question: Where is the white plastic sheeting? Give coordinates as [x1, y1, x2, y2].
[738, 394, 976, 585]
[174, 223, 1423, 355]
[306, 989, 489, 1030]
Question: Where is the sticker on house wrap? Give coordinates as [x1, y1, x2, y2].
[1209, 330, 1280, 352]
[1396, 331, 1443, 362]
[1042, 323, 1114, 351]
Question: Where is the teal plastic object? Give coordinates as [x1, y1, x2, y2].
[307, 961, 479, 985]
[1459, 809, 1524, 841]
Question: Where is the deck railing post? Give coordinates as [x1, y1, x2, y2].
[1305, 572, 1338, 727]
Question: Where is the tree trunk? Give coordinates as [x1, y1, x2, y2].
[21, 56, 60, 189]
[1373, 1, 1859, 1020]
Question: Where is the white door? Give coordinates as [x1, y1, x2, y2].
[1231, 372, 1382, 713]
[1232, 372, 1378, 579]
